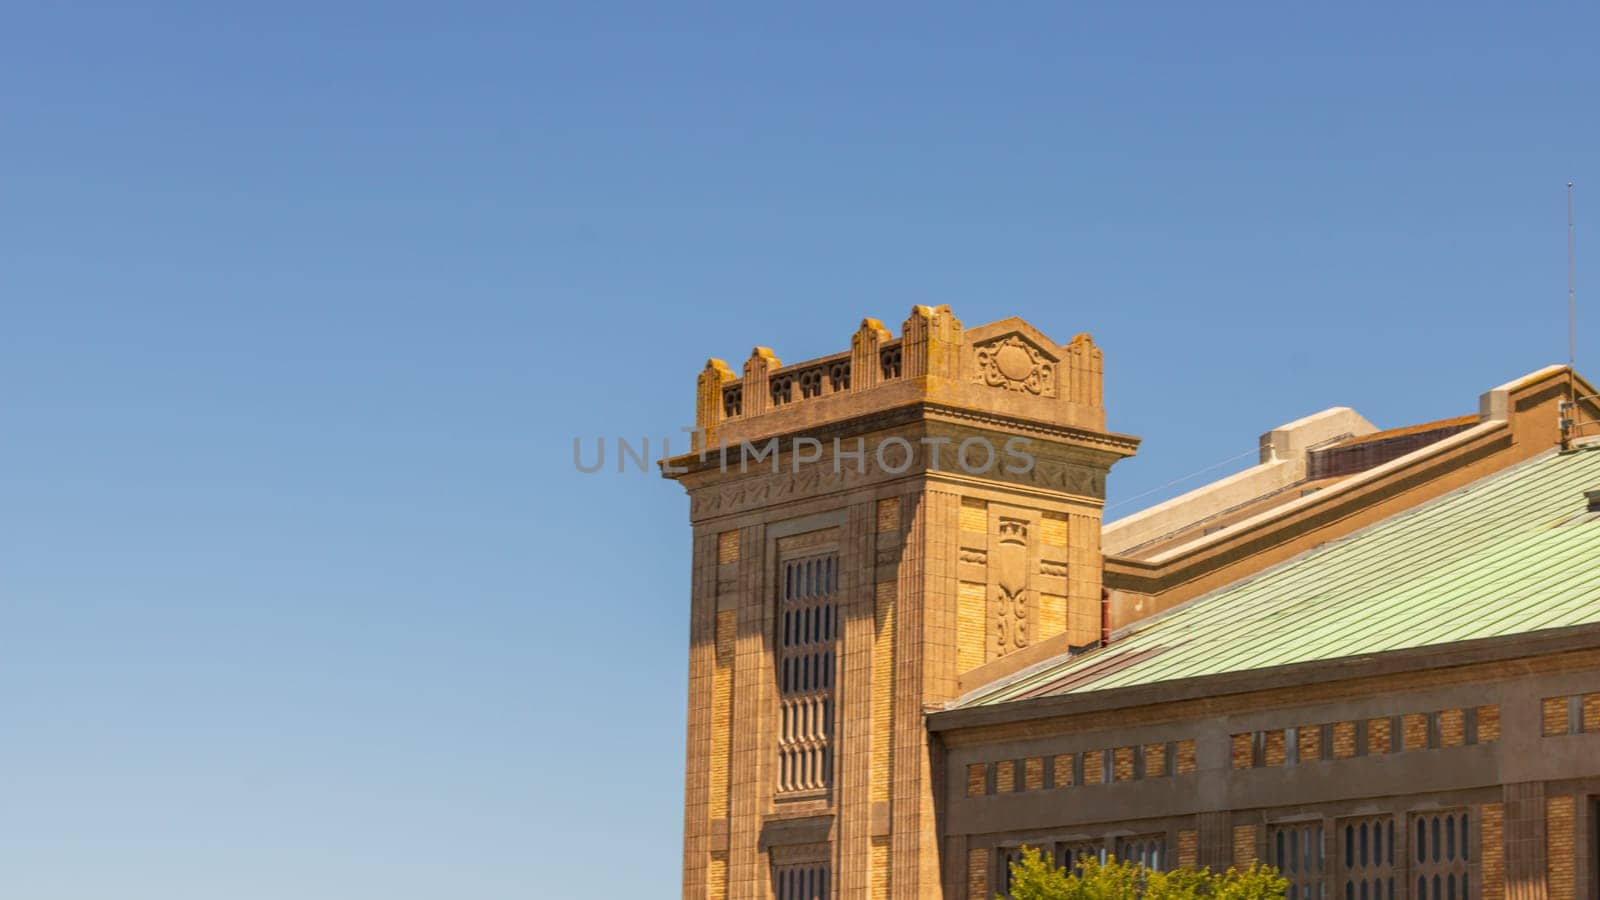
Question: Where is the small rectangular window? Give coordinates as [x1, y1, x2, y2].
[772, 861, 831, 900]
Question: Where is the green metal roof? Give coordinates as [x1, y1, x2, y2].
[959, 442, 1600, 708]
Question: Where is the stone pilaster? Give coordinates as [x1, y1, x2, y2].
[1504, 782, 1548, 900]
[836, 500, 878, 898]
[891, 488, 961, 897]
[683, 529, 721, 898]
[727, 523, 769, 899]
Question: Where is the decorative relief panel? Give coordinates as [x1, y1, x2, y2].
[974, 335, 1056, 396]
[990, 515, 1033, 659]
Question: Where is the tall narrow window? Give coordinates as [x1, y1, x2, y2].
[1337, 815, 1395, 900]
[778, 552, 839, 794]
[1271, 822, 1326, 900]
[772, 862, 830, 900]
[1411, 811, 1470, 900]
[1116, 835, 1167, 872]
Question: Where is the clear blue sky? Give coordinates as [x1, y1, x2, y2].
[2, 3, 1595, 897]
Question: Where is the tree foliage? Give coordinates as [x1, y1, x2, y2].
[1004, 846, 1288, 900]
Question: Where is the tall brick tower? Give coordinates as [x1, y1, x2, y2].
[664, 307, 1139, 898]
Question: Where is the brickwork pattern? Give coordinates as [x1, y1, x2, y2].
[1482, 802, 1505, 900]
[1053, 753, 1074, 787]
[1177, 829, 1199, 869]
[1402, 712, 1428, 750]
[959, 497, 987, 533]
[1264, 729, 1286, 766]
[1368, 717, 1392, 754]
[1039, 592, 1067, 641]
[1547, 796, 1575, 900]
[870, 837, 890, 900]
[1040, 512, 1068, 547]
[877, 497, 899, 533]
[871, 581, 895, 804]
[1478, 705, 1501, 742]
[1332, 720, 1357, 758]
[966, 763, 986, 797]
[1175, 739, 1196, 775]
[967, 848, 988, 900]
[1024, 756, 1043, 791]
[1542, 696, 1569, 736]
[995, 760, 1016, 793]
[1439, 708, 1465, 746]
[710, 609, 736, 818]
[1083, 750, 1104, 784]
[1297, 724, 1321, 762]
[1143, 742, 1167, 777]
[1231, 733, 1252, 770]
[1232, 824, 1259, 868]
[1113, 746, 1135, 782]
[956, 581, 986, 674]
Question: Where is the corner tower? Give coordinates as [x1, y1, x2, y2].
[665, 307, 1139, 898]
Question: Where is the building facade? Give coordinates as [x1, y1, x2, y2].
[664, 308, 1600, 900]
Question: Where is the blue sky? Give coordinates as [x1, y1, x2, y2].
[2, 3, 1596, 897]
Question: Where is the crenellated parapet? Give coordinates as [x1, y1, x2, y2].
[690, 306, 1111, 451]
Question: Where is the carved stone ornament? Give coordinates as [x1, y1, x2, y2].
[974, 336, 1054, 396]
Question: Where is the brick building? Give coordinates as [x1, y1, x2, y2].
[663, 307, 1600, 899]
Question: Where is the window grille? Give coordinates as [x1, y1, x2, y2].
[777, 553, 839, 794]
[1412, 811, 1470, 900]
[1271, 822, 1326, 900]
[1338, 816, 1395, 900]
[1056, 841, 1107, 872]
[772, 862, 830, 900]
[1116, 834, 1167, 872]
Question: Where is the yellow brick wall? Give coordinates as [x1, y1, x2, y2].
[1177, 829, 1199, 868]
[870, 582, 895, 805]
[1231, 733, 1252, 769]
[957, 581, 987, 672]
[1332, 721, 1357, 758]
[876, 497, 899, 533]
[1053, 753, 1074, 787]
[1113, 746, 1135, 782]
[1024, 757, 1043, 791]
[1402, 713, 1428, 750]
[1481, 802, 1504, 900]
[1439, 708, 1465, 747]
[966, 763, 987, 797]
[1584, 693, 1600, 732]
[1232, 824, 1258, 868]
[1143, 742, 1167, 777]
[1083, 750, 1104, 784]
[959, 496, 987, 533]
[1040, 512, 1068, 547]
[1542, 696, 1569, 736]
[967, 848, 988, 900]
[870, 836, 890, 900]
[995, 760, 1015, 793]
[1176, 739, 1196, 775]
[1264, 730, 1286, 766]
[1478, 705, 1500, 742]
[716, 530, 739, 565]
[709, 609, 735, 818]
[1297, 725, 1321, 762]
[708, 851, 728, 899]
[1368, 717, 1392, 754]
[1039, 592, 1067, 641]
[1547, 795, 1575, 900]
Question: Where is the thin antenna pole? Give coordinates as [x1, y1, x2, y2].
[1570, 181, 1577, 370]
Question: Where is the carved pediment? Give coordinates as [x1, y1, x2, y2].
[972, 334, 1057, 396]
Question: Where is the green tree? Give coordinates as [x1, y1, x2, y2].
[1003, 847, 1288, 900]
